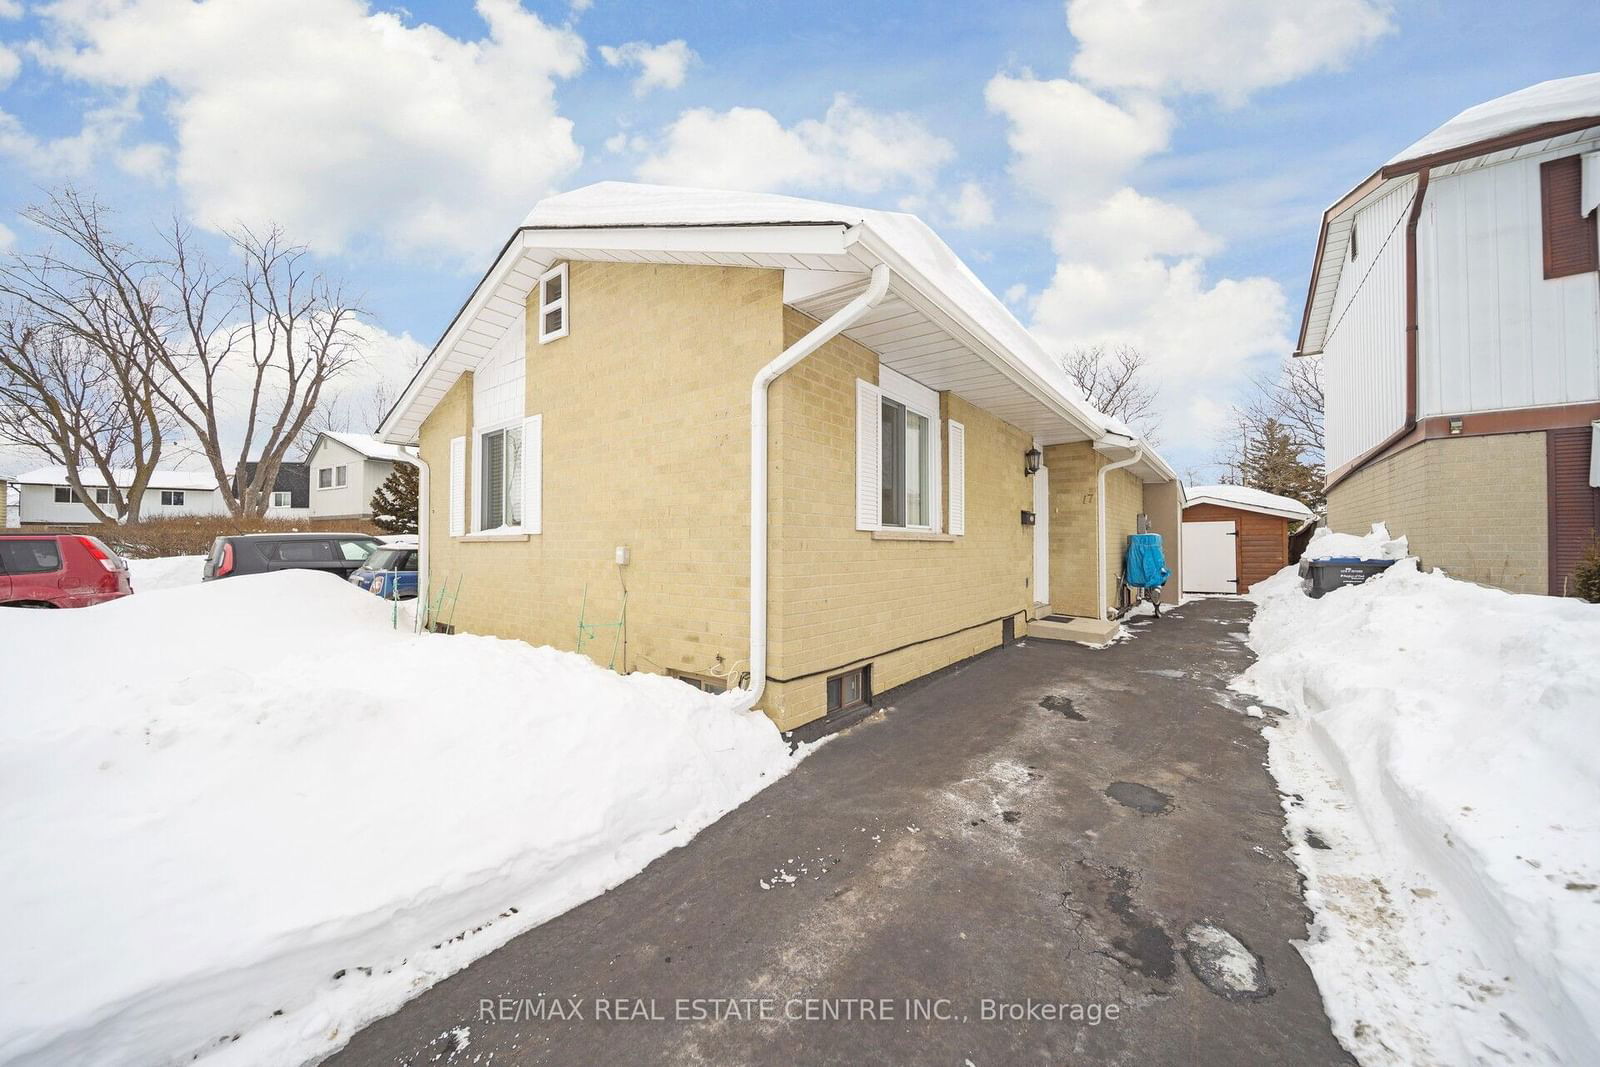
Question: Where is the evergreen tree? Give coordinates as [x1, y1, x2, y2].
[1239, 418, 1326, 512]
[370, 463, 419, 534]
[1572, 538, 1600, 603]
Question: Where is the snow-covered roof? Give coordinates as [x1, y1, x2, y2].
[382, 182, 1173, 483]
[1298, 72, 1600, 358]
[314, 432, 412, 463]
[12, 466, 219, 491]
[1184, 484, 1313, 522]
[1389, 72, 1600, 167]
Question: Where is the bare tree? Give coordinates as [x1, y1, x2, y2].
[1211, 354, 1327, 507]
[1, 189, 363, 519]
[1060, 343, 1160, 441]
[0, 193, 171, 521]
[149, 224, 362, 516]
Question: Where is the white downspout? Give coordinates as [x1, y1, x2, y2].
[1096, 447, 1143, 622]
[391, 452, 430, 633]
[738, 261, 891, 713]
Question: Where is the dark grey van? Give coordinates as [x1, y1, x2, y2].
[202, 533, 382, 582]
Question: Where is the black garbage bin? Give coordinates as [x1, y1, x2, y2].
[1299, 556, 1400, 599]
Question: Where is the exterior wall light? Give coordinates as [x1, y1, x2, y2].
[1448, 418, 1463, 435]
[1024, 447, 1043, 476]
[1021, 510, 1037, 526]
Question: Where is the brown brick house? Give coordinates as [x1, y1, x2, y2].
[377, 183, 1183, 730]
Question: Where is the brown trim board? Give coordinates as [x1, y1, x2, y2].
[1327, 402, 1600, 487]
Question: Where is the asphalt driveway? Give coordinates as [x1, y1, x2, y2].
[329, 599, 1349, 1066]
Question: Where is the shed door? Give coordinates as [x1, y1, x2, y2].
[1182, 521, 1237, 594]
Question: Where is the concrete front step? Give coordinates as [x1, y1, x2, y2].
[1028, 614, 1120, 645]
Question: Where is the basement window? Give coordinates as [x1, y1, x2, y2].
[826, 665, 871, 715]
[671, 671, 727, 694]
[538, 262, 569, 343]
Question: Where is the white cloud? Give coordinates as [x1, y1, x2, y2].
[0, 1, 22, 19]
[1067, 0, 1393, 106]
[636, 94, 953, 195]
[945, 181, 994, 228]
[0, 220, 13, 249]
[0, 41, 20, 87]
[986, 69, 1296, 445]
[985, 74, 1170, 203]
[20, 0, 587, 257]
[599, 39, 696, 97]
[115, 141, 168, 181]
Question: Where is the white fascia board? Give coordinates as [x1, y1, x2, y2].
[379, 231, 538, 445]
[521, 222, 852, 259]
[848, 227, 1106, 444]
[1093, 434, 1179, 484]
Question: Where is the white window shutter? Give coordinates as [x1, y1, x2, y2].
[947, 420, 966, 536]
[521, 415, 542, 534]
[448, 436, 466, 537]
[855, 379, 882, 530]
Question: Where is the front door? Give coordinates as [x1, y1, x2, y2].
[1182, 520, 1238, 594]
[1033, 466, 1050, 605]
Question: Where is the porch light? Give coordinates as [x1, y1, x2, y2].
[1024, 447, 1043, 476]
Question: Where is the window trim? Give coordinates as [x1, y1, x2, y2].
[315, 465, 348, 491]
[471, 416, 526, 534]
[876, 366, 941, 533]
[538, 262, 569, 344]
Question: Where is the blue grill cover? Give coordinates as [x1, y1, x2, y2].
[1125, 533, 1170, 589]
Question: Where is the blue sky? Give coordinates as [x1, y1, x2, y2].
[0, 0, 1595, 479]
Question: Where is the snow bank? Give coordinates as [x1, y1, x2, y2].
[126, 554, 205, 592]
[1301, 521, 1409, 561]
[1236, 529, 1600, 1064]
[0, 573, 801, 1066]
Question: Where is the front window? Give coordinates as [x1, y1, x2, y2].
[317, 466, 348, 489]
[161, 490, 185, 507]
[479, 426, 523, 529]
[880, 397, 932, 528]
[271, 491, 292, 508]
[53, 487, 80, 504]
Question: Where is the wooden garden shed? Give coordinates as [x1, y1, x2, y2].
[1182, 485, 1314, 595]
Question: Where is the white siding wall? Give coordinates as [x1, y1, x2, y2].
[1323, 177, 1417, 472]
[18, 483, 230, 524]
[473, 308, 526, 429]
[309, 439, 380, 518]
[1418, 148, 1600, 418]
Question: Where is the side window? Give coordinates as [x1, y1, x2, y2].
[0, 539, 64, 574]
[317, 467, 333, 489]
[538, 262, 569, 343]
[478, 425, 523, 529]
[271, 491, 292, 508]
[160, 490, 186, 507]
[53, 487, 80, 504]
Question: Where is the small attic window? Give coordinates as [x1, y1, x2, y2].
[538, 262, 569, 344]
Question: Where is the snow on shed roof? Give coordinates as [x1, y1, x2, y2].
[1184, 484, 1313, 522]
[13, 466, 219, 491]
[315, 432, 412, 463]
[1389, 72, 1600, 167]
[524, 183, 1136, 441]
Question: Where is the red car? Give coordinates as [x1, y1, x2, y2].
[0, 533, 133, 608]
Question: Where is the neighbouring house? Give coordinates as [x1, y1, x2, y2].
[1182, 485, 1314, 595]
[1298, 72, 1600, 596]
[234, 461, 311, 520]
[305, 433, 411, 521]
[377, 182, 1184, 731]
[1, 479, 10, 529]
[10, 467, 229, 525]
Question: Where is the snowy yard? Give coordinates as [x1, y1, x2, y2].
[127, 554, 206, 592]
[0, 573, 803, 1066]
[1237, 526, 1600, 1064]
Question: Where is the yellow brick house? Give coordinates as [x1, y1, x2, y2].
[377, 183, 1183, 731]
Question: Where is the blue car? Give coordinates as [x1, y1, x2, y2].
[348, 545, 419, 600]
